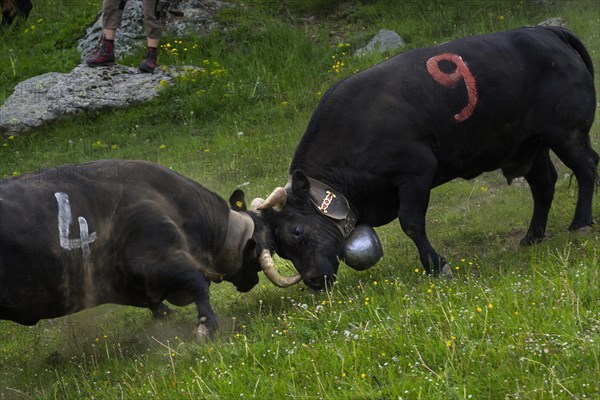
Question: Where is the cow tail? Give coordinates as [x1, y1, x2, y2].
[566, 32, 594, 79]
[544, 26, 594, 79]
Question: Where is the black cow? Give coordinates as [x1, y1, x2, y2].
[1, 0, 32, 29]
[0, 160, 300, 340]
[258, 27, 598, 290]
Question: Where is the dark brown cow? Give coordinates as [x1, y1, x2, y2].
[1, 0, 32, 29]
[0, 160, 300, 340]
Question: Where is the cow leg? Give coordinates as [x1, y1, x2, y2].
[19, 0, 33, 19]
[191, 277, 218, 342]
[549, 134, 599, 231]
[132, 246, 218, 341]
[157, 268, 217, 341]
[521, 147, 557, 245]
[1, 0, 12, 26]
[396, 165, 452, 278]
[1, 11, 14, 28]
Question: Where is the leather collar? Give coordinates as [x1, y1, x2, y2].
[306, 177, 358, 238]
[208, 211, 254, 283]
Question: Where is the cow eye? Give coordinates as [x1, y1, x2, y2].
[292, 226, 303, 238]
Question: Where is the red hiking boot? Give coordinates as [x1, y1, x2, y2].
[139, 47, 158, 73]
[86, 37, 115, 67]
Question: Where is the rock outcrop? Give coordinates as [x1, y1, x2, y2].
[0, 65, 200, 135]
[354, 29, 405, 57]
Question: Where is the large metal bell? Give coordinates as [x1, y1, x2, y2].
[342, 225, 383, 271]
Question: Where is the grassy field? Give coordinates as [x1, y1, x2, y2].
[1, 0, 599, 398]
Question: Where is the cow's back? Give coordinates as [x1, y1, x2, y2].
[291, 26, 595, 188]
[1, 159, 228, 256]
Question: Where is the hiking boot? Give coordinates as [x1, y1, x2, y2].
[139, 47, 158, 73]
[86, 37, 115, 67]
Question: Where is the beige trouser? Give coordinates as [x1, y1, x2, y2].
[102, 0, 162, 39]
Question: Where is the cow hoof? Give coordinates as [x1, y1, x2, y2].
[193, 324, 211, 342]
[440, 263, 453, 279]
[575, 226, 593, 235]
[519, 237, 530, 247]
[193, 316, 214, 342]
[519, 233, 546, 247]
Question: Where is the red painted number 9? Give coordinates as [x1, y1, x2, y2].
[426, 53, 478, 122]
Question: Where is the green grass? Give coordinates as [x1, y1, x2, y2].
[1, 0, 600, 398]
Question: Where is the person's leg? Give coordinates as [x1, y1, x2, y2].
[86, 0, 126, 67]
[139, 0, 162, 73]
[103, 28, 116, 40]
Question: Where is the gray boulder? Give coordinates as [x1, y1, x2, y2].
[165, 0, 228, 37]
[0, 64, 201, 135]
[354, 29, 405, 57]
[537, 17, 568, 27]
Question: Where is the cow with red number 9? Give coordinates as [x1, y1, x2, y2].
[257, 26, 598, 290]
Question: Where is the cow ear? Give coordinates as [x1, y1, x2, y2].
[229, 189, 247, 211]
[291, 170, 310, 199]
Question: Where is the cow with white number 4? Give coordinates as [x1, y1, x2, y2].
[0, 160, 301, 340]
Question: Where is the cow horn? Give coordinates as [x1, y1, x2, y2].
[258, 249, 302, 288]
[256, 187, 287, 210]
[250, 197, 265, 211]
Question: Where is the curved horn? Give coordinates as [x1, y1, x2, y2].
[256, 187, 287, 210]
[258, 249, 302, 288]
[250, 197, 265, 211]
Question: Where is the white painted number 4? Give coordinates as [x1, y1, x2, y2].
[54, 192, 97, 257]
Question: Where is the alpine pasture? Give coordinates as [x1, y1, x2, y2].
[1, 1, 599, 398]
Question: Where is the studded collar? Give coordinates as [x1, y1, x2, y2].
[305, 177, 358, 238]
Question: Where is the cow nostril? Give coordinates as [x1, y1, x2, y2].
[305, 275, 323, 288]
[304, 274, 334, 290]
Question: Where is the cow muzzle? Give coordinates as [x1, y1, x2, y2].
[342, 225, 384, 271]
